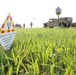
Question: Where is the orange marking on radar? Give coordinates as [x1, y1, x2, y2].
[6, 16, 9, 20]
[7, 30, 10, 32]
[12, 24, 14, 27]
[2, 24, 5, 28]
[1, 30, 5, 33]
[10, 16, 12, 20]
[1, 29, 15, 34]
[0, 29, 1, 34]
[12, 29, 14, 32]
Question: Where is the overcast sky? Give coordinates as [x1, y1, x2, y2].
[0, 0, 76, 28]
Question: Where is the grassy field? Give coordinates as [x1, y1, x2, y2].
[0, 28, 76, 75]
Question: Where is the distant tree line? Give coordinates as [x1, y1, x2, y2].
[15, 22, 33, 28]
[15, 24, 22, 28]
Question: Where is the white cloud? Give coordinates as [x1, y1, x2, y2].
[0, 0, 76, 28]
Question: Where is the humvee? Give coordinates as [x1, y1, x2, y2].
[44, 17, 73, 28]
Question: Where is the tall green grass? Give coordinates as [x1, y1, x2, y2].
[0, 28, 76, 75]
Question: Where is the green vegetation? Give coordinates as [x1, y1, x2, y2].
[0, 28, 76, 75]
